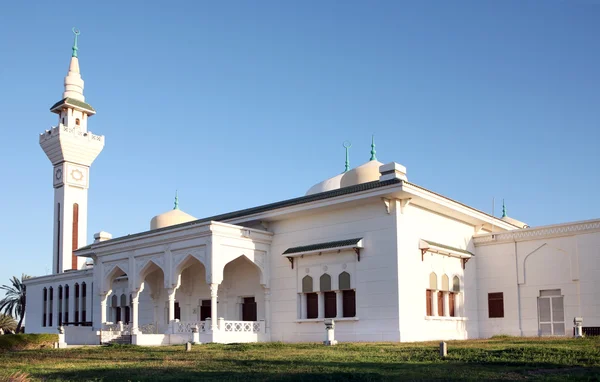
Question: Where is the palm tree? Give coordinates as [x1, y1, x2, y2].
[0, 274, 30, 333]
[0, 313, 17, 333]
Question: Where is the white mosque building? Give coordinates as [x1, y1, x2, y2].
[23, 31, 600, 346]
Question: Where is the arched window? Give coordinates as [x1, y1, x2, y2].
[74, 283, 80, 324]
[58, 286, 63, 326]
[75, 118, 80, 126]
[42, 288, 47, 327]
[120, 294, 127, 307]
[48, 287, 54, 326]
[453, 276, 460, 292]
[339, 272, 351, 290]
[426, 272, 437, 316]
[441, 275, 449, 291]
[301, 276, 317, 319]
[302, 276, 313, 293]
[81, 283, 87, 323]
[320, 274, 332, 291]
[429, 273, 437, 290]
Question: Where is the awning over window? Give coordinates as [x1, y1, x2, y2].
[283, 238, 363, 269]
[419, 239, 473, 261]
[283, 238, 363, 258]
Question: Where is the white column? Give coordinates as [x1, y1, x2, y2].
[335, 291, 343, 319]
[317, 292, 324, 319]
[300, 294, 307, 319]
[131, 291, 140, 334]
[53, 289, 61, 327]
[210, 283, 218, 332]
[85, 289, 92, 323]
[100, 294, 107, 324]
[264, 288, 271, 331]
[63, 288, 69, 324]
[80, 289, 86, 323]
[443, 292, 449, 317]
[48, 288, 54, 327]
[167, 288, 176, 321]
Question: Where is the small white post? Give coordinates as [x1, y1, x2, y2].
[192, 325, 200, 344]
[323, 319, 337, 346]
[574, 317, 583, 338]
[185, 342, 192, 352]
[440, 341, 447, 357]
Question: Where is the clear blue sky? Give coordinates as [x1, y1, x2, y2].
[0, 1, 598, 288]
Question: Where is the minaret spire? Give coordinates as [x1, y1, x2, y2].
[343, 141, 352, 173]
[174, 190, 180, 210]
[72, 27, 80, 58]
[370, 135, 377, 161]
[62, 27, 85, 101]
[502, 199, 507, 218]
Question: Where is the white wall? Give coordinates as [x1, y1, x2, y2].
[397, 203, 478, 342]
[24, 271, 93, 334]
[267, 200, 401, 343]
[475, 226, 600, 338]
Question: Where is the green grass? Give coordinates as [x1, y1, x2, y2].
[0, 334, 58, 351]
[1, 337, 599, 381]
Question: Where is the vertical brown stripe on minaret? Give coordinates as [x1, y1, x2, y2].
[72, 203, 79, 270]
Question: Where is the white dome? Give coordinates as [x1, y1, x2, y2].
[150, 208, 196, 230]
[340, 160, 383, 188]
[305, 173, 344, 195]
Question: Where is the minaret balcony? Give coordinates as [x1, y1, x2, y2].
[40, 125, 105, 166]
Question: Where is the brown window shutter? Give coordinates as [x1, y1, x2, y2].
[426, 290, 433, 316]
[342, 290, 356, 318]
[488, 292, 504, 318]
[449, 292, 455, 317]
[437, 291, 444, 316]
[306, 293, 318, 319]
[324, 292, 336, 318]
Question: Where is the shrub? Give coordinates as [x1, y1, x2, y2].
[0, 371, 31, 382]
[0, 314, 16, 333]
[0, 334, 58, 351]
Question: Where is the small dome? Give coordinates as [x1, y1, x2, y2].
[151, 208, 196, 230]
[340, 160, 383, 188]
[305, 173, 344, 195]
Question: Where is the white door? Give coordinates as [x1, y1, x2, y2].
[538, 289, 565, 336]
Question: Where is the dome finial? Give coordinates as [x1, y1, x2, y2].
[502, 199, 507, 218]
[370, 135, 377, 161]
[343, 141, 352, 173]
[71, 27, 80, 58]
[173, 190, 179, 210]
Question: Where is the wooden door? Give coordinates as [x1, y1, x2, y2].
[242, 297, 257, 321]
[200, 300, 211, 321]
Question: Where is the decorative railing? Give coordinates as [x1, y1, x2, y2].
[175, 321, 206, 333]
[103, 323, 120, 332]
[139, 323, 158, 334]
[103, 322, 132, 334]
[222, 321, 262, 333]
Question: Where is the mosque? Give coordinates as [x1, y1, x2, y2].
[23, 30, 600, 345]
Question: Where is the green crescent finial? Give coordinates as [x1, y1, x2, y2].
[343, 141, 352, 172]
[370, 135, 377, 161]
[174, 190, 179, 210]
[502, 199, 507, 218]
[71, 27, 80, 58]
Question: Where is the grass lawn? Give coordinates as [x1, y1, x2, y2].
[1, 337, 599, 381]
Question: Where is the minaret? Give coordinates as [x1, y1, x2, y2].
[40, 28, 105, 273]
